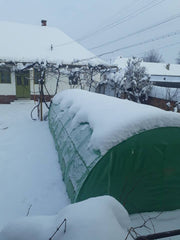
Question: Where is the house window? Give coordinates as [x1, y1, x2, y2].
[0, 67, 11, 83]
[34, 69, 41, 84]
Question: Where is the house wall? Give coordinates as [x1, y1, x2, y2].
[0, 67, 101, 103]
[31, 71, 101, 101]
[150, 85, 180, 102]
[30, 73, 71, 98]
[46, 75, 71, 93]
[0, 71, 16, 103]
[30, 69, 38, 98]
[96, 83, 119, 97]
[0, 72, 16, 95]
[151, 75, 180, 82]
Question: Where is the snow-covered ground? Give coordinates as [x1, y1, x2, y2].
[1, 100, 180, 240]
[0, 196, 132, 240]
[0, 100, 69, 230]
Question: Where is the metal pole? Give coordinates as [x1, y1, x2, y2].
[135, 229, 180, 240]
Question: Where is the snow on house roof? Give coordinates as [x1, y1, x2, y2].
[53, 89, 180, 155]
[0, 21, 103, 65]
[114, 57, 180, 77]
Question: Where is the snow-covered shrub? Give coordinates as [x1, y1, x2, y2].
[121, 57, 152, 103]
[98, 70, 124, 97]
[97, 57, 152, 103]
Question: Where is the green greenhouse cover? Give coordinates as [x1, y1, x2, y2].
[49, 90, 180, 214]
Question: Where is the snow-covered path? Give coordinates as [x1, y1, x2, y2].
[0, 100, 69, 230]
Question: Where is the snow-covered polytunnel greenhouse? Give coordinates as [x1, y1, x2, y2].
[49, 89, 180, 214]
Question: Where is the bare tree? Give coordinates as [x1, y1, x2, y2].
[125, 212, 163, 240]
[142, 49, 163, 63]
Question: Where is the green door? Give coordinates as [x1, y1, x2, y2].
[16, 71, 30, 98]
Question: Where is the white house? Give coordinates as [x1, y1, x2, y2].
[0, 20, 103, 103]
[114, 57, 180, 110]
[114, 57, 180, 83]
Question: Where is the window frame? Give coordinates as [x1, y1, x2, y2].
[0, 67, 11, 84]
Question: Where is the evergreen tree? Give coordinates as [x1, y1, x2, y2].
[121, 57, 152, 103]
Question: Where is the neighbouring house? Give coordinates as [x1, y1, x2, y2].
[139, 61, 180, 111]
[0, 20, 103, 103]
[109, 57, 180, 111]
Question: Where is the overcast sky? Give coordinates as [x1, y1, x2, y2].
[0, 0, 179, 63]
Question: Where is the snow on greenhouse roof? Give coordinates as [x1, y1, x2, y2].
[114, 57, 180, 77]
[53, 89, 180, 154]
[0, 21, 103, 65]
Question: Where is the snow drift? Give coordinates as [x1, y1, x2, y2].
[0, 196, 131, 240]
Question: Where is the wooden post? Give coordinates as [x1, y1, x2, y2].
[40, 92, 43, 121]
[39, 67, 44, 121]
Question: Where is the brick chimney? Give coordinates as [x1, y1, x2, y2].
[41, 20, 47, 26]
[166, 63, 170, 70]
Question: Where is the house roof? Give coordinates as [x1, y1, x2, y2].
[114, 57, 180, 77]
[0, 21, 103, 65]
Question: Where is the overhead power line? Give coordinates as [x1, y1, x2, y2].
[74, 30, 180, 63]
[87, 0, 166, 38]
[54, 0, 167, 48]
[95, 0, 144, 28]
[90, 13, 180, 50]
[76, 0, 153, 41]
